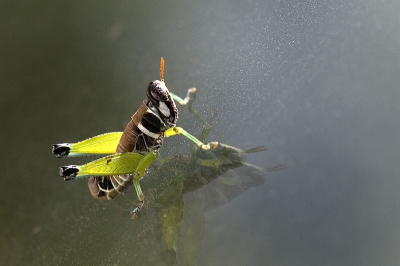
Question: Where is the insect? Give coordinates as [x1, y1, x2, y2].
[52, 58, 213, 218]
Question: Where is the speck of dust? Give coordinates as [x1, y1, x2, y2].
[32, 226, 41, 234]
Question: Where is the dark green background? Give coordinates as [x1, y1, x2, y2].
[1, 0, 400, 265]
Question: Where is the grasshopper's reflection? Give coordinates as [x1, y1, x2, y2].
[141, 141, 285, 265]
[100, 88, 286, 265]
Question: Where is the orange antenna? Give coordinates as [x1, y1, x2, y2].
[159, 57, 165, 82]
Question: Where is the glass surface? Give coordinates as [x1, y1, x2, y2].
[1, 0, 400, 265]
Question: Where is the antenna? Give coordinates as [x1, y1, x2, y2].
[159, 57, 165, 82]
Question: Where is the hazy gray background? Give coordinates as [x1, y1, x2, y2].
[1, 0, 400, 265]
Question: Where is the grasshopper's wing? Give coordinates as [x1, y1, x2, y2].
[52, 132, 123, 158]
[59, 152, 145, 180]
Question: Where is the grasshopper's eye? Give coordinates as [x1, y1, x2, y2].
[158, 102, 171, 117]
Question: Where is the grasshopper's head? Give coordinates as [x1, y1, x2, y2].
[146, 80, 178, 128]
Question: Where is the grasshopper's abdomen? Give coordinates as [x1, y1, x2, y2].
[90, 80, 178, 200]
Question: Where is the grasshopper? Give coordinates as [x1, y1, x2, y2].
[52, 58, 215, 218]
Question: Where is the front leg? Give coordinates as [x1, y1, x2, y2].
[165, 127, 211, 150]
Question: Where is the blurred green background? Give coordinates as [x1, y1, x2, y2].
[1, 0, 400, 265]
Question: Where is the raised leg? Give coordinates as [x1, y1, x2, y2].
[165, 127, 211, 149]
